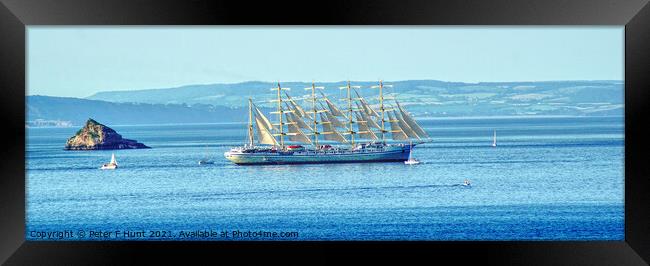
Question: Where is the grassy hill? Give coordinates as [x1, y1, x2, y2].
[27, 80, 624, 127]
[86, 80, 624, 117]
[26, 96, 264, 126]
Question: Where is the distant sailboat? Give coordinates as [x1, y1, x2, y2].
[198, 159, 214, 165]
[100, 153, 118, 170]
[404, 142, 420, 165]
[492, 130, 497, 147]
[198, 145, 214, 165]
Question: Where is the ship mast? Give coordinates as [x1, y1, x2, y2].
[370, 80, 395, 143]
[277, 83, 284, 148]
[379, 80, 386, 142]
[268, 82, 288, 149]
[345, 81, 355, 147]
[248, 98, 254, 147]
[311, 82, 319, 147]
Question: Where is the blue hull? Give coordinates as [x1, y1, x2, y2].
[234, 158, 406, 165]
[225, 145, 412, 165]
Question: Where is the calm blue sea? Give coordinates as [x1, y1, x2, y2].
[26, 116, 624, 240]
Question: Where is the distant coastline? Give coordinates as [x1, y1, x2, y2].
[26, 79, 624, 127]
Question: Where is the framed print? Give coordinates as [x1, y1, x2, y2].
[1, 0, 649, 264]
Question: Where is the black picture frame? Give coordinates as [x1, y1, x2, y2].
[1, 0, 648, 264]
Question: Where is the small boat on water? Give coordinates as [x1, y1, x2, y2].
[198, 159, 214, 165]
[463, 179, 471, 186]
[492, 130, 497, 147]
[198, 145, 215, 165]
[404, 144, 420, 165]
[404, 158, 420, 165]
[100, 153, 118, 170]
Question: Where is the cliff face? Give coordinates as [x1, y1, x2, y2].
[64, 119, 150, 150]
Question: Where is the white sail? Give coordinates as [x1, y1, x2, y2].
[285, 109, 313, 131]
[493, 130, 497, 147]
[290, 104, 314, 124]
[318, 102, 346, 128]
[285, 92, 308, 118]
[325, 111, 346, 128]
[362, 100, 378, 117]
[255, 115, 279, 146]
[354, 111, 378, 140]
[395, 111, 420, 140]
[387, 111, 408, 140]
[356, 102, 380, 129]
[318, 91, 345, 116]
[319, 113, 349, 143]
[286, 123, 313, 144]
[396, 101, 429, 139]
[324, 98, 346, 117]
[302, 109, 314, 123]
[254, 106, 276, 131]
[110, 153, 117, 165]
[354, 89, 380, 117]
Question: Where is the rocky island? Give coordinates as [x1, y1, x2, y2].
[64, 118, 150, 150]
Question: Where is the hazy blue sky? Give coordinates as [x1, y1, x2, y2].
[28, 26, 623, 97]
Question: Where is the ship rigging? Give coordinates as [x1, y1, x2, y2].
[224, 80, 431, 165]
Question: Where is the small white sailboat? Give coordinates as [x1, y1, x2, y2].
[492, 130, 497, 147]
[100, 153, 118, 170]
[198, 145, 214, 165]
[404, 144, 420, 165]
[198, 159, 214, 165]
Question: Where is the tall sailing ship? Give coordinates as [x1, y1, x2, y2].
[224, 80, 430, 165]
